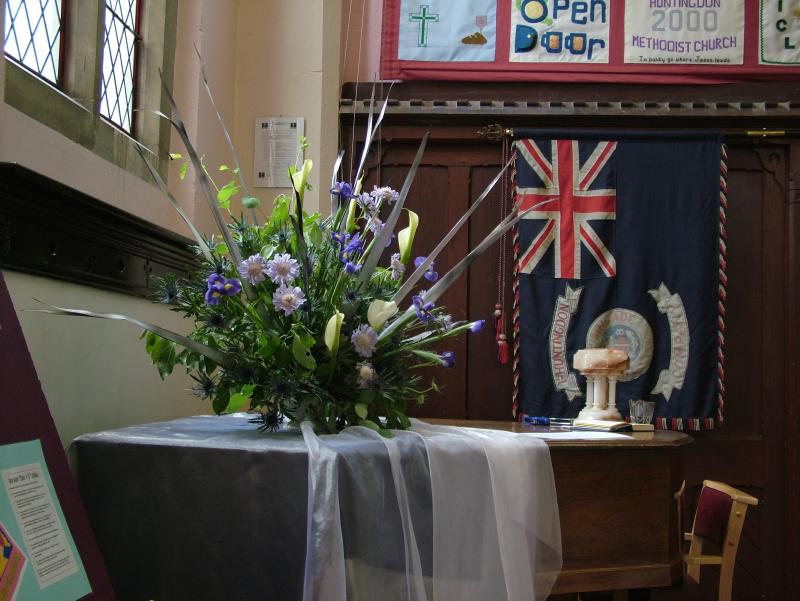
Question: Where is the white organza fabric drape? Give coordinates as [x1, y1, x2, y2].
[301, 420, 562, 601]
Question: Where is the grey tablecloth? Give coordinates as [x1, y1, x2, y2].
[71, 415, 435, 601]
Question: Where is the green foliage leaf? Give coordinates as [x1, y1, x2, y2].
[144, 332, 178, 379]
[258, 334, 281, 359]
[169, 152, 183, 160]
[355, 403, 369, 420]
[292, 334, 317, 371]
[308, 222, 323, 246]
[218, 164, 230, 171]
[268, 195, 290, 229]
[212, 388, 230, 414]
[213, 242, 229, 255]
[217, 181, 238, 209]
[179, 161, 188, 181]
[224, 383, 255, 413]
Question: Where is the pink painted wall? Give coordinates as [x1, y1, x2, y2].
[340, 0, 384, 83]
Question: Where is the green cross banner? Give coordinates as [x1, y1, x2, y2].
[398, 0, 497, 62]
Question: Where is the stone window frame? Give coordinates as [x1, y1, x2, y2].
[3, 0, 178, 179]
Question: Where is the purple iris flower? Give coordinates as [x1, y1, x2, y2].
[470, 320, 485, 334]
[339, 232, 363, 264]
[204, 273, 241, 305]
[440, 351, 456, 368]
[412, 294, 435, 323]
[414, 256, 438, 282]
[330, 181, 354, 200]
[344, 261, 362, 275]
[331, 231, 349, 251]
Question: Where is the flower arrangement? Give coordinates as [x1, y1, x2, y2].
[37, 71, 525, 434]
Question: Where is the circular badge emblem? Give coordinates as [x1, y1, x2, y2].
[586, 309, 653, 382]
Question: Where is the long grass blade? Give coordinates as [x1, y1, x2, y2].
[331, 150, 345, 193]
[29, 301, 235, 369]
[135, 146, 213, 264]
[356, 131, 430, 287]
[379, 209, 530, 342]
[158, 72, 243, 267]
[194, 45, 258, 225]
[392, 157, 512, 304]
[353, 83, 394, 188]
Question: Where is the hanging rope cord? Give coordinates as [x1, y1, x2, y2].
[495, 137, 512, 364]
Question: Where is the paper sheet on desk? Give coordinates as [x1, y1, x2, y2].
[522, 431, 632, 440]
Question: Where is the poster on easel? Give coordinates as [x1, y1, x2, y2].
[0, 441, 91, 601]
[0, 271, 115, 600]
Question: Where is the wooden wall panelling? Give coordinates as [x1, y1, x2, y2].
[467, 164, 513, 421]
[787, 143, 800, 597]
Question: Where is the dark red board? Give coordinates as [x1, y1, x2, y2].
[0, 271, 116, 600]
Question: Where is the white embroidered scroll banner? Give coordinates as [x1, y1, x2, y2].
[398, 0, 497, 62]
[759, 0, 800, 65]
[624, 0, 744, 66]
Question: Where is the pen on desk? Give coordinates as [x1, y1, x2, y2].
[522, 416, 573, 427]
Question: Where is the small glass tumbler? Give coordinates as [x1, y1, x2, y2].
[628, 399, 656, 424]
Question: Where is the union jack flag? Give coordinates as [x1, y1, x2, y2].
[516, 139, 617, 279]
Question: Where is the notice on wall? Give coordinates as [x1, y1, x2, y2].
[624, 0, 744, 65]
[253, 117, 305, 189]
[0, 440, 90, 601]
[510, 0, 611, 64]
[760, 0, 800, 64]
[398, 0, 497, 61]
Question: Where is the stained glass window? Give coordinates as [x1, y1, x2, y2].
[99, 0, 139, 133]
[3, 0, 63, 85]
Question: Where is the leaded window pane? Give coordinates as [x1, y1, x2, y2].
[99, 0, 139, 133]
[3, 0, 63, 84]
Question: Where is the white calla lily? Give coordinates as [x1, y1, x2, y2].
[345, 199, 358, 233]
[291, 159, 313, 201]
[324, 310, 344, 354]
[367, 300, 398, 331]
[397, 210, 419, 265]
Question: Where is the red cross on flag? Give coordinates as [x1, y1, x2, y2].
[516, 139, 617, 279]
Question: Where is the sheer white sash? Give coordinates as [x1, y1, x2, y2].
[301, 420, 562, 601]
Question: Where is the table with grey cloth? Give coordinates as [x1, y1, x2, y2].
[71, 414, 560, 601]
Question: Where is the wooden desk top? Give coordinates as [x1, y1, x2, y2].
[422, 418, 693, 448]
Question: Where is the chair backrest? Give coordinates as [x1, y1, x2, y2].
[685, 480, 758, 601]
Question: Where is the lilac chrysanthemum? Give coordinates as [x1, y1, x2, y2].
[266, 253, 300, 285]
[351, 324, 378, 358]
[272, 285, 306, 316]
[238, 254, 268, 285]
[369, 218, 395, 247]
[371, 186, 400, 205]
[357, 193, 377, 215]
[390, 253, 405, 280]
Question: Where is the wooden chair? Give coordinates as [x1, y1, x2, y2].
[681, 480, 758, 601]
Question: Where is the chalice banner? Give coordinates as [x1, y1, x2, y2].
[512, 130, 725, 430]
[382, 0, 800, 82]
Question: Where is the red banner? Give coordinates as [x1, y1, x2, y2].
[382, 0, 800, 83]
